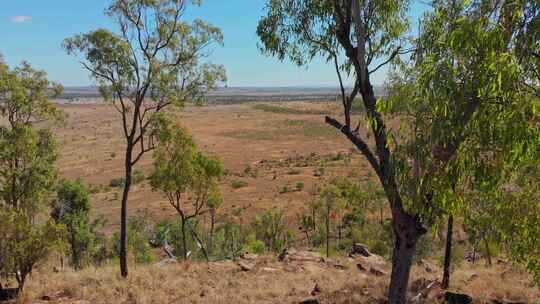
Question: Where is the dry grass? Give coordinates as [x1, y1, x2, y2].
[14, 254, 539, 304]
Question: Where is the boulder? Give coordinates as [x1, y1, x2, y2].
[444, 291, 473, 304]
[369, 266, 387, 276]
[237, 261, 254, 272]
[350, 243, 372, 257]
[240, 252, 259, 261]
[279, 248, 323, 263]
[311, 283, 322, 296]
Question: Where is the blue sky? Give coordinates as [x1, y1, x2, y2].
[0, 1, 428, 87]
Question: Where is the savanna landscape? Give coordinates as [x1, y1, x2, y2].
[1, 1, 539, 304]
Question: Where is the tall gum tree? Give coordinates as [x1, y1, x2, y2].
[64, 0, 226, 277]
[257, 0, 539, 302]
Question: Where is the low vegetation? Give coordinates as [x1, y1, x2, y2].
[253, 103, 333, 115]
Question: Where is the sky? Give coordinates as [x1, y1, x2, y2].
[0, 0, 428, 88]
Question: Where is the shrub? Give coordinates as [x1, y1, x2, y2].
[109, 177, 125, 188]
[51, 180, 105, 270]
[231, 179, 248, 189]
[251, 210, 291, 252]
[296, 181, 305, 191]
[113, 216, 155, 264]
[287, 168, 301, 175]
[245, 234, 266, 254]
[279, 184, 291, 194]
[0, 210, 66, 291]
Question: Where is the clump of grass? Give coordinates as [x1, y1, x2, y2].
[279, 184, 291, 194]
[231, 179, 248, 189]
[243, 165, 258, 178]
[253, 103, 331, 115]
[287, 168, 301, 175]
[296, 181, 305, 192]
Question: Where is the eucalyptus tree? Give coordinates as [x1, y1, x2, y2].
[0, 58, 65, 294]
[64, 0, 226, 277]
[258, 0, 539, 302]
[150, 122, 223, 260]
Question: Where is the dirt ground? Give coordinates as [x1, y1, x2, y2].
[51, 101, 372, 233]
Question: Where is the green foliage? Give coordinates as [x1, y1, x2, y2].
[0, 58, 65, 292]
[210, 216, 247, 260]
[0, 127, 58, 214]
[295, 181, 305, 192]
[132, 170, 146, 184]
[0, 209, 65, 291]
[251, 210, 291, 253]
[150, 123, 224, 259]
[231, 179, 248, 189]
[279, 184, 291, 194]
[51, 180, 107, 270]
[113, 216, 155, 264]
[257, 0, 409, 69]
[0, 59, 64, 128]
[245, 234, 266, 254]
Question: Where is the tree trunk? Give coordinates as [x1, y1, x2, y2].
[387, 211, 425, 304]
[326, 204, 330, 258]
[442, 214, 454, 289]
[209, 210, 215, 256]
[181, 217, 188, 260]
[484, 237, 492, 266]
[120, 143, 134, 278]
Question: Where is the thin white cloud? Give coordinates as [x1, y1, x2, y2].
[11, 16, 32, 24]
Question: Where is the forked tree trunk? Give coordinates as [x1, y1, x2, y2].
[120, 143, 134, 278]
[442, 214, 454, 289]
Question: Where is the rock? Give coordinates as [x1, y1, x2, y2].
[311, 283, 322, 296]
[357, 253, 386, 269]
[156, 257, 177, 267]
[240, 252, 259, 260]
[41, 295, 52, 301]
[261, 267, 280, 273]
[237, 261, 254, 271]
[369, 266, 387, 276]
[300, 298, 320, 304]
[467, 273, 478, 282]
[279, 248, 322, 263]
[421, 261, 436, 273]
[356, 263, 367, 271]
[350, 243, 372, 257]
[410, 280, 442, 303]
[488, 292, 528, 304]
[444, 291, 473, 304]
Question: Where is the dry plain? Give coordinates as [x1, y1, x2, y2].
[17, 100, 538, 304]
